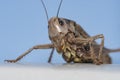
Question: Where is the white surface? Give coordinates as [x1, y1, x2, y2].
[0, 63, 120, 80]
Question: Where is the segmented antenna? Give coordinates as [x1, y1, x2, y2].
[41, 0, 49, 21]
[56, 0, 63, 17]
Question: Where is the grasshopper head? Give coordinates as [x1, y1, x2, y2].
[48, 17, 76, 39]
[48, 17, 69, 39]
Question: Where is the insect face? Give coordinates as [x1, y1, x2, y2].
[48, 17, 69, 39]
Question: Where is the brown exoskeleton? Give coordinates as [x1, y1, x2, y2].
[5, 0, 120, 65]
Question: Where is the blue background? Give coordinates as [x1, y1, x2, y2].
[0, 0, 120, 64]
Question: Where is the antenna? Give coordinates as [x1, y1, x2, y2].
[56, 0, 63, 17]
[40, 0, 49, 22]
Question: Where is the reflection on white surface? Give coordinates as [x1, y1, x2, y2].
[0, 63, 120, 80]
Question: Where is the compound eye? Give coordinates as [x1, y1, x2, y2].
[58, 19, 64, 26]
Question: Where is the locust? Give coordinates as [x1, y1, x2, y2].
[5, 0, 120, 65]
